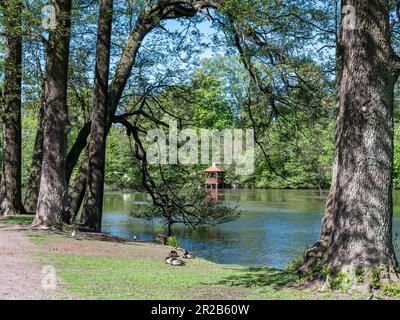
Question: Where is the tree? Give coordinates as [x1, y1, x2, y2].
[218, 0, 400, 283]
[130, 155, 240, 237]
[0, 0, 24, 216]
[24, 89, 45, 214]
[192, 70, 234, 130]
[33, 0, 73, 227]
[80, 0, 114, 232]
[300, 0, 400, 282]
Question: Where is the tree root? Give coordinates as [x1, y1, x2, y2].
[297, 240, 328, 274]
[296, 258, 400, 298]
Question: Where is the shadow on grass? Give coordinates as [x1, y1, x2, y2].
[0, 215, 34, 225]
[219, 267, 299, 289]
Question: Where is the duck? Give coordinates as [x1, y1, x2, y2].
[183, 250, 195, 259]
[170, 259, 185, 266]
[169, 250, 179, 258]
[165, 257, 176, 264]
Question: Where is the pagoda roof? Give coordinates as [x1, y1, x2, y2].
[204, 164, 225, 173]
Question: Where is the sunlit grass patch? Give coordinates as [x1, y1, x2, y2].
[33, 252, 308, 300]
[26, 232, 50, 245]
[32, 250, 375, 300]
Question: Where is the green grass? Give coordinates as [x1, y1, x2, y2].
[0, 215, 34, 225]
[26, 232, 50, 245]
[32, 251, 369, 300]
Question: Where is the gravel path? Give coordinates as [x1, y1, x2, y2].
[0, 224, 56, 300]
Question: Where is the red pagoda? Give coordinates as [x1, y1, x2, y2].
[204, 164, 225, 189]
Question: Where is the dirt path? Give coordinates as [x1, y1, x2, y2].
[0, 224, 56, 300]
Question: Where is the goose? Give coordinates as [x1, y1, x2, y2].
[183, 250, 195, 259]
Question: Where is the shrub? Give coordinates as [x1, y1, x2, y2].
[166, 236, 180, 248]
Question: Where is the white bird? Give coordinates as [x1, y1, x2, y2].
[71, 230, 77, 238]
[133, 235, 137, 241]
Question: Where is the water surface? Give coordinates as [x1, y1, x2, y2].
[102, 189, 400, 269]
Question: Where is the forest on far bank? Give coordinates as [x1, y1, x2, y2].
[15, 55, 400, 191]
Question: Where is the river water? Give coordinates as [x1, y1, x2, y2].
[102, 189, 400, 269]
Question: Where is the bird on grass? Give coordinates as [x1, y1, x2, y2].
[170, 259, 185, 266]
[165, 257, 175, 264]
[164, 257, 185, 266]
[183, 250, 195, 259]
[169, 250, 179, 258]
[71, 230, 80, 239]
[164, 250, 186, 266]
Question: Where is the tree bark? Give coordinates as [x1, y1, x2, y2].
[68, 151, 89, 221]
[33, 0, 72, 227]
[80, 0, 114, 232]
[66, 121, 91, 186]
[24, 94, 45, 214]
[0, 0, 24, 216]
[305, 0, 399, 275]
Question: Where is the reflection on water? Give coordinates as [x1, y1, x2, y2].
[102, 189, 400, 269]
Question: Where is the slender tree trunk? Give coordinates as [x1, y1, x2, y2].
[0, 0, 24, 216]
[80, 0, 114, 232]
[33, 0, 72, 227]
[68, 151, 88, 221]
[24, 94, 45, 214]
[68, 10, 156, 218]
[303, 0, 399, 277]
[66, 121, 91, 186]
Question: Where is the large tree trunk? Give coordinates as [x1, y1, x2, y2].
[80, 0, 114, 232]
[33, 0, 72, 227]
[322, 0, 398, 272]
[24, 95, 45, 214]
[304, 0, 399, 277]
[0, 0, 24, 216]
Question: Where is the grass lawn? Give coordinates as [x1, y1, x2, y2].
[29, 232, 368, 300]
[0, 216, 387, 300]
